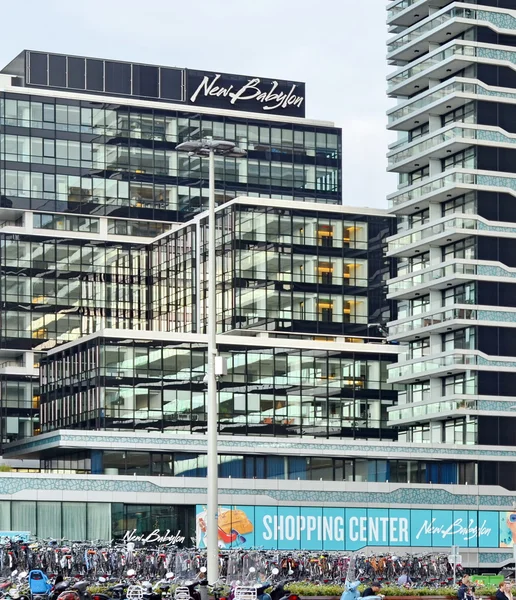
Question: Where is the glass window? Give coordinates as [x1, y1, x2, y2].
[87, 503, 111, 540]
[309, 457, 333, 481]
[12, 501, 36, 533]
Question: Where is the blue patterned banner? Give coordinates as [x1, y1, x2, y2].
[196, 506, 504, 550]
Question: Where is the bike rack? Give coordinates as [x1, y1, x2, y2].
[234, 587, 257, 600]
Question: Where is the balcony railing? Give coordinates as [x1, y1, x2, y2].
[388, 6, 516, 56]
[389, 350, 516, 380]
[388, 259, 477, 292]
[388, 7, 476, 55]
[389, 304, 516, 337]
[388, 41, 476, 90]
[389, 124, 516, 169]
[387, 214, 516, 253]
[389, 258, 516, 294]
[389, 78, 516, 126]
[389, 169, 516, 208]
[388, 0, 422, 16]
[0, 360, 24, 369]
[388, 399, 472, 422]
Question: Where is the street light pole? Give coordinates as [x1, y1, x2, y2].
[206, 145, 218, 585]
[176, 139, 246, 584]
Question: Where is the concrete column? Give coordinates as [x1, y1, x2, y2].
[99, 217, 108, 236]
[23, 211, 34, 232]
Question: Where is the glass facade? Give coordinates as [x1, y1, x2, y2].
[42, 449, 476, 486]
[0, 235, 148, 348]
[0, 94, 341, 222]
[0, 498, 193, 544]
[0, 51, 404, 482]
[213, 204, 386, 335]
[0, 499, 111, 540]
[39, 336, 397, 439]
[111, 503, 194, 542]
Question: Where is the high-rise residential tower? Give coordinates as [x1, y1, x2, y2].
[387, 0, 516, 488]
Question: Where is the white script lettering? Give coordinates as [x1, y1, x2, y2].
[190, 74, 304, 112]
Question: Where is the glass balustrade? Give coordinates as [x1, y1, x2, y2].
[389, 126, 516, 167]
[389, 170, 516, 208]
[388, 399, 476, 421]
[388, 43, 476, 89]
[389, 260, 516, 292]
[389, 306, 516, 336]
[388, 79, 475, 124]
[387, 215, 516, 252]
[389, 79, 516, 124]
[389, 352, 516, 379]
[388, 7, 515, 54]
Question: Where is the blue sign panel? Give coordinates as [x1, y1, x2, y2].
[196, 505, 506, 550]
[0, 531, 30, 541]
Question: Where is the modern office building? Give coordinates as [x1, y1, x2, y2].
[0, 46, 515, 567]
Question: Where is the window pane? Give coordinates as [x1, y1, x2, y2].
[49, 55, 66, 87]
[68, 57, 85, 90]
[0, 502, 10, 529]
[29, 52, 48, 85]
[12, 501, 36, 532]
[87, 59, 104, 91]
[63, 502, 86, 540]
[87, 503, 111, 541]
[37, 502, 62, 538]
[105, 61, 131, 95]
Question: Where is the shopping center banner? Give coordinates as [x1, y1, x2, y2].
[196, 506, 516, 550]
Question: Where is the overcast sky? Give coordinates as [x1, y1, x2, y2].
[1, 0, 395, 209]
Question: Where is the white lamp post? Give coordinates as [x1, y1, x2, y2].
[175, 139, 246, 583]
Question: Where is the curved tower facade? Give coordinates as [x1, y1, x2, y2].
[387, 0, 516, 488]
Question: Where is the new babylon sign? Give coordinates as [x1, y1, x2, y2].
[187, 71, 306, 117]
[122, 529, 185, 546]
[196, 506, 515, 550]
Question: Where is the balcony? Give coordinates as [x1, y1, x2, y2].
[389, 125, 516, 173]
[388, 78, 516, 131]
[388, 169, 474, 214]
[386, 214, 516, 258]
[388, 259, 475, 299]
[388, 40, 516, 98]
[388, 5, 516, 65]
[388, 395, 516, 425]
[388, 258, 516, 300]
[388, 349, 516, 384]
[387, 0, 455, 30]
[388, 125, 467, 173]
[388, 169, 516, 214]
[388, 6, 477, 65]
[388, 41, 477, 97]
[389, 304, 516, 342]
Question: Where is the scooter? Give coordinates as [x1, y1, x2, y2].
[56, 581, 91, 600]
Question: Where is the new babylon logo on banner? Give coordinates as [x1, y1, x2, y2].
[195, 506, 516, 551]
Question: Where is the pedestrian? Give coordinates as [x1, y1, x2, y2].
[496, 582, 511, 600]
[362, 582, 383, 598]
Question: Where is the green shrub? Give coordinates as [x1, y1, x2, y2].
[283, 583, 499, 598]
